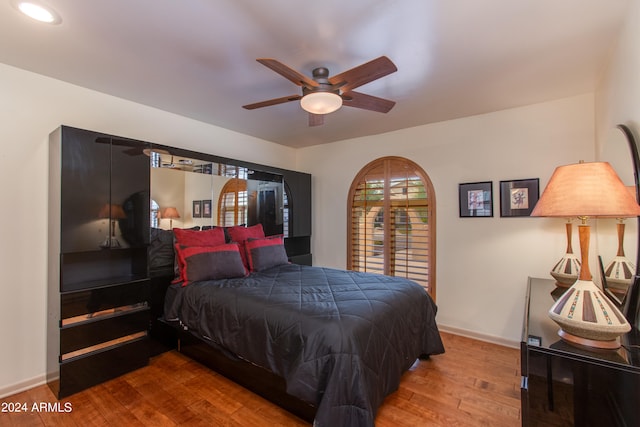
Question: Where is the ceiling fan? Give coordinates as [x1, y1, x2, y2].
[242, 56, 397, 126]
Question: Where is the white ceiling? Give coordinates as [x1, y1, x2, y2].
[0, 0, 630, 148]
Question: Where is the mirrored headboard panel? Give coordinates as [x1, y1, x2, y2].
[598, 125, 639, 280]
[149, 144, 281, 233]
[598, 124, 640, 329]
[147, 142, 311, 272]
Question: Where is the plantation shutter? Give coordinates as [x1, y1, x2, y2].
[218, 178, 247, 226]
[348, 157, 435, 298]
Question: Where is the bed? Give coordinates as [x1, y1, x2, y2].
[153, 225, 444, 427]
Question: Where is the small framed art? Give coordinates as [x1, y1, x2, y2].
[193, 200, 202, 218]
[499, 178, 539, 217]
[459, 181, 493, 217]
[202, 199, 212, 218]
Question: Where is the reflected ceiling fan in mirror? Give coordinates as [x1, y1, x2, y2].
[242, 56, 397, 126]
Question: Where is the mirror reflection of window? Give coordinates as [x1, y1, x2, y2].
[218, 178, 247, 226]
[283, 187, 289, 237]
[220, 164, 248, 179]
[150, 199, 159, 228]
[150, 151, 161, 168]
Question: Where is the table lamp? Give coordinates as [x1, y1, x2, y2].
[531, 161, 640, 349]
[162, 207, 180, 229]
[602, 187, 638, 292]
[98, 203, 126, 248]
[603, 217, 636, 293]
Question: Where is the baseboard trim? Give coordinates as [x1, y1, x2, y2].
[0, 375, 46, 399]
[438, 324, 520, 349]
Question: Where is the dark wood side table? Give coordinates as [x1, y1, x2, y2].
[521, 277, 640, 426]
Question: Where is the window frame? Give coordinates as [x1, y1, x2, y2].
[217, 178, 247, 226]
[347, 156, 436, 299]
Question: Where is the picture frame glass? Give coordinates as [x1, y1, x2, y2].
[193, 200, 202, 218]
[459, 182, 493, 217]
[499, 179, 539, 217]
[202, 200, 212, 218]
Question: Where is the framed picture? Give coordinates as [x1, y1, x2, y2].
[192, 200, 202, 218]
[202, 199, 212, 218]
[500, 178, 539, 217]
[459, 181, 493, 217]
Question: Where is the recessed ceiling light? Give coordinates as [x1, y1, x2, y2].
[11, 0, 61, 24]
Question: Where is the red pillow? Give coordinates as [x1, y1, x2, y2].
[226, 224, 265, 243]
[174, 243, 247, 286]
[173, 227, 226, 282]
[173, 227, 226, 247]
[245, 236, 289, 272]
[227, 224, 266, 269]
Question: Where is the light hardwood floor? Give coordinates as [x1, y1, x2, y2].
[0, 332, 521, 426]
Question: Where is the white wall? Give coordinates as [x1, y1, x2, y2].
[595, 0, 640, 145]
[297, 94, 596, 345]
[0, 63, 297, 397]
[151, 168, 186, 229]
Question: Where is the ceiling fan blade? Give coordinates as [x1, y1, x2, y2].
[256, 59, 319, 88]
[328, 56, 397, 93]
[242, 94, 301, 110]
[342, 91, 396, 113]
[308, 113, 324, 127]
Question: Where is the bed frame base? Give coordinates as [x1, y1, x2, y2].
[175, 324, 317, 424]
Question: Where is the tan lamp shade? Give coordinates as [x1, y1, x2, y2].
[531, 161, 640, 349]
[162, 207, 180, 229]
[531, 162, 640, 218]
[98, 204, 126, 219]
[162, 207, 180, 219]
[97, 204, 126, 248]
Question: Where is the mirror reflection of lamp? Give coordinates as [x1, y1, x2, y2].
[98, 204, 126, 248]
[161, 207, 180, 229]
[532, 161, 640, 349]
[603, 186, 639, 293]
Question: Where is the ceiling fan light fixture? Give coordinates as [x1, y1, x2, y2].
[300, 92, 342, 115]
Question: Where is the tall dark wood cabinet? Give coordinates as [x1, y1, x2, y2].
[273, 168, 312, 265]
[521, 277, 640, 426]
[47, 126, 151, 398]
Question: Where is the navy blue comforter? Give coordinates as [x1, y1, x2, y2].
[165, 263, 444, 427]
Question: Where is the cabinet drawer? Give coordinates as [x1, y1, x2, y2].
[61, 279, 149, 319]
[58, 336, 148, 398]
[60, 307, 149, 355]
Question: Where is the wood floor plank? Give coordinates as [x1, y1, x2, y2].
[0, 332, 521, 426]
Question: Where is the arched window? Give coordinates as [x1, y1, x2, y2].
[347, 156, 436, 299]
[283, 182, 290, 237]
[218, 178, 247, 226]
[150, 199, 160, 228]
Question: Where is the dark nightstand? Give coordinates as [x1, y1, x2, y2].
[521, 277, 640, 426]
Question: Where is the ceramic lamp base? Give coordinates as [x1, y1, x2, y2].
[557, 329, 620, 350]
[548, 279, 630, 348]
[604, 255, 635, 291]
[550, 252, 581, 288]
[99, 236, 121, 249]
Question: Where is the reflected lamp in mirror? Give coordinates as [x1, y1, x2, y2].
[603, 218, 636, 293]
[602, 186, 639, 293]
[531, 161, 640, 349]
[549, 219, 581, 288]
[161, 207, 180, 229]
[98, 204, 126, 248]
